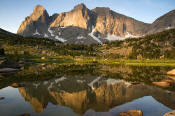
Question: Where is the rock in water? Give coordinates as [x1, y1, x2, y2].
[0, 97, 4, 100]
[164, 110, 175, 116]
[0, 68, 19, 73]
[167, 69, 175, 76]
[119, 110, 143, 116]
[152, 81, 170, 88]
[11, 83, 24, 88]
[0, 60, 21, 69]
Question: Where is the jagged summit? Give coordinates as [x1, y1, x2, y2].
[17, 4, 175, 45]
[17, 4, 50, 36]
[73, 3, 87, 10]
[33, 5, 45, 12]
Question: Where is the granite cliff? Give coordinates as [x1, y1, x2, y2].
[17, 4, 175, 44]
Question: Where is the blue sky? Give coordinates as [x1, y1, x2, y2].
[0, 0, 175, 33]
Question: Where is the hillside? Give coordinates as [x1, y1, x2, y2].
[101, 29, 175, 59]
[1, 28, 175, 60]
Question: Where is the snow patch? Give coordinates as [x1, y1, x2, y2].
[48, 82, 53, 90]
[88, 77, 102, 90]
[105, 32, 141, 41]
[58, 32, 61, 36]
[33, 29, 40, 35]
[89, 26, 102, 44]
[77, 35, 84, 40]
[106, 34, 124, 41]
[44, 81, 48, 85]
[33, 83, 39, 88]
[44, 34, 49, 38]
[125, 32, 140, 38]
[77, 80, 85, 83]
[48, 28, 55, 36]
[55, 77, 67, 83]
[55, 36, 67, 42]
[166, 26, 174, 30]
[106, 79, 131, 87]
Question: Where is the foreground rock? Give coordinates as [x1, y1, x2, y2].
[0, 68, 19, 73]
[152, 81, 170, 88]
[168, 76, 175, 81]
[118, 110, 142, 116]
[164, 110, 175, 116]
[0, 97, 4, 100]
[11, 83, 24, 88]
[167, 69, 175, 76]
[0, 60, 21, 69]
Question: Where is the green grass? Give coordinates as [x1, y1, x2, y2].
[2, 53, 175, 67]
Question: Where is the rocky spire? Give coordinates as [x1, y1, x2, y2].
[73, 3, 87, 10]
[17, 5, 50, 36]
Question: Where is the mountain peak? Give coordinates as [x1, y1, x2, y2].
[31, 5, 49, 21]
[73, 3, 87, 10]
[34, 5, 45, 13]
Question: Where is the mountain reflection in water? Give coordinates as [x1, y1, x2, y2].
[0, 64, 175, 116]
[18, 76, 174, 116]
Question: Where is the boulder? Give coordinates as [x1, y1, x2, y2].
[118, 110, 143, 116]
[152, 81, 170, 88]
[11, 83, 24, 88]
[41, 57, 46, 60]
[0, 60, 21, 69]
[0, 97, 4, 100]
[167, 69, 175, 76]
[0, 48, 5, 55]
[168, 76, 175, 81]
[0, 68, 19, 73]
[164, 110, 175, 116]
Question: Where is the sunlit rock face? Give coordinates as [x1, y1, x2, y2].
[17, 5, 50, 37]
[92, 7, 149, 38]
[18, 75, 175, 115]
[49, 90, 92, 114]
[17, 3, 175, 44]
[50, 4, 94, 31]
[19, 87, 48, 113]
[17, 4, 150, 44]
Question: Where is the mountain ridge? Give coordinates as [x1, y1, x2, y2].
[17, 3, 175, 45]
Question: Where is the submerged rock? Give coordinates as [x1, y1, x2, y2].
[11, 83, 24, 88]
[0, 97, 4, 100]
[167, 69, 175, 76]
[164, 110, 175, 116]
[118, 110, 143, 116]
[0, 68, 19, 73]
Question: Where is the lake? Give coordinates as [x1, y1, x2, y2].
[0, 64, 174, 116]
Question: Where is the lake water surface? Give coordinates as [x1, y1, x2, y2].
[0, 64, 175, 116]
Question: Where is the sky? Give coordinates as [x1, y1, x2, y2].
[0, 0, 175, 33]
